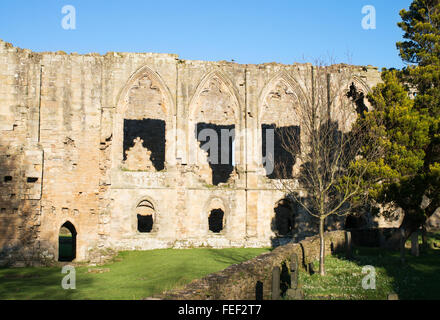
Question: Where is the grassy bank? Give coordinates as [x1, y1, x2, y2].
[299, 232, 440, 300]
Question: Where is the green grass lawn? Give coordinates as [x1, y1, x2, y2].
[299, 232, 440, 300]
[2, 233, 439, 300]
[0, 248, 269, 300]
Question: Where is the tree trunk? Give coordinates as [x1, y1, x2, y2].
[384, 197, 440, 250]
[319, 217, 325, 276]
[385, 210, 425, 250]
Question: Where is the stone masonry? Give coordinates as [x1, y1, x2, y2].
[0, 39, 384, 264]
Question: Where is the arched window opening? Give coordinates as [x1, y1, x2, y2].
[58, 221, 77, 262]
[260, 78, 303, 180]
[123, 119, 166, 171]
[191, 73, 239, 186]
[120, 71, 170, 172]
[209, 208, 225, 233]
[137, 200, 155, 233]
[346, 82, 368, 117]
[262, 124, 300, 179]
[196, 123, 235, 185]
[273, 199, 295, 236]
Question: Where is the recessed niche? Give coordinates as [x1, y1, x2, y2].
[27, 177, 39, 183]
[136, 200, 156, 233]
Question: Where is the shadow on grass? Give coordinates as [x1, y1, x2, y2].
[334, 234, 440, 300]
[0, 248, 270, 300]
[0, 265, 95, 300]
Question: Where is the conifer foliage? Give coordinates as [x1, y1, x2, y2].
[357, 0, 440, 246]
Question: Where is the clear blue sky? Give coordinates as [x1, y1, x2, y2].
[0, 0, 412, 69]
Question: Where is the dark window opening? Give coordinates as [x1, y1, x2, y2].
[4, 176, 12, 182]
[58, 221, 77, 262]
[136, 200, 155, 233]
[209, 209, 225, 233]
[196, 123, 235, 185]
[262, 124, 300, 179]
[137, 215, 153, 233]
[27, 177, 38, 183]
[345, 215, 367, 230]
[346, 82, 368, 117]
[123, 118, 166, 171]
[273, 200, 295, 236]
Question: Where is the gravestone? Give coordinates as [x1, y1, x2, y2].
[400, 229, 406, 263]
[255, 281, 263, 300]
[388, 293, 399, 300]
[290, 253, 299, 289]
[308, 262, 316, 275]
[411, 231, 419, 257]
[287, 288, 304, 300]
[379, 229, 386, 248]
[345, 231, 352, 259]
[272, 266, 280, 300]
[286, 253, 304, 300]
[421, 226, 428, 249]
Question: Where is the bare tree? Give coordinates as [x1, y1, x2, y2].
[271, 61, 382, 275]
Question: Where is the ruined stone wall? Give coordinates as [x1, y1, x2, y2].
[0, 39, 383, 264]
[0, 42, 42, 263]
[152, 230, 346, 300]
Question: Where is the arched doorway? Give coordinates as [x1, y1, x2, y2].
[58, 221, 77, 262]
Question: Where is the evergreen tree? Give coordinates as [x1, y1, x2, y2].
[357, 0, 440, 246]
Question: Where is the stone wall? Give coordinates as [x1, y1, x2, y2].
[350, 228, 399, 247]
[0, 42, 42, 264]
[0, 39, 383, 264]
[151, 231, 346, 300]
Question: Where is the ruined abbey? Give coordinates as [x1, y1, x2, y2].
[0, 39, 387, 265]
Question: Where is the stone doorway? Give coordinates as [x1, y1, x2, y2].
[58, 221, 77, 262]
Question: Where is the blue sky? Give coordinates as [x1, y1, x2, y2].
[0, 0, 412, 69]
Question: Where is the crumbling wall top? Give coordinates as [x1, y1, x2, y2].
[0, 38, 381, 71]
